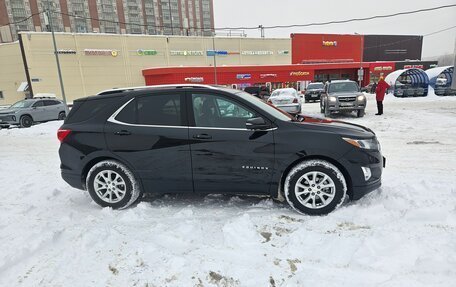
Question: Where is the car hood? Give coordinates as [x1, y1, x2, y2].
[293, 114, 374, 137]
[0, 108, 19, 114]
[329, 92, 363, 97]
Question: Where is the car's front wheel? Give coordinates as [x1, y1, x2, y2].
[58, 111, 66, 120]
[20, 115, 33, 128]
[357, 109, 365, 118]
[86, 160, 142, 209]
[284, 160, 347, 215]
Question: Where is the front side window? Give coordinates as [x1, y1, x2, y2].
[115, 94, 182, 126]
[10, 100, 33, 108]
[32, 101, 44, 107]
[192, 93, 256, 129]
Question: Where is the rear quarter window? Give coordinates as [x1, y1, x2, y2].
[65, 98, 113, 124]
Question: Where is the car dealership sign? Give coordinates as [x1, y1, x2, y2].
[184, 77, 204, 83]
[289, 71, 310, 76]
[56, 49, 76, 55]
[236, 74, 252, 80]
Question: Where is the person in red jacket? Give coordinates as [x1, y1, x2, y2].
[375, 77, 391, 115]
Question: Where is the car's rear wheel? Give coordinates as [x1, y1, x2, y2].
[357, 109, 365, 118]
[284, 160, 347, 215]
[20, 115, 33, 128]
[86, 160, 142, 209]
[58, 111, 66, 120]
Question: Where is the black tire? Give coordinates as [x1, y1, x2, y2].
[357, 109, 365, 118]
[58, 111, 66, 120]
[284, 160, 347, 215]
[20, 115, 33, 128]
[86, 160, 142, 209]
[320, 102, 324, 113]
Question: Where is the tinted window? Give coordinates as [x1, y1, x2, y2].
[10, 100, 33, 108]
[44, 100, 60, 106]
[137, 94, 181, 126]
[115, 94, 182, 126]
[192, 93, 256, 128]
[65, 98, 110, 124]
[32, 101, 44, 107]
[329, 82, 359, 93]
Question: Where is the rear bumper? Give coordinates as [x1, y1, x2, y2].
[275, 104, 301, 114]
[61, 170, 84, 190]
[305, 93, 321, 100]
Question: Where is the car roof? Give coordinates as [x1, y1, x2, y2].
[273, 88, 297, 92]
[330, 80, 356, 84]
[96, 84, 219, 95]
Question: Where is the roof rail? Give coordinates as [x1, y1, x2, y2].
[96, 84, 217, 95]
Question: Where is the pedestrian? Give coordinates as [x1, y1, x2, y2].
[371, 81, 377, 94]
[375, 77, 390, 115]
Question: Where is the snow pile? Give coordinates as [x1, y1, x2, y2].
[0, 96, 456, 286]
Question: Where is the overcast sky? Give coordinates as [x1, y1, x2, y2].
[213, 0, 456, 58]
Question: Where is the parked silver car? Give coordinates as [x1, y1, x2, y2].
[267, 88, 301, 115]
[0, 98, 69, 128]
[320, 80, 366, 118]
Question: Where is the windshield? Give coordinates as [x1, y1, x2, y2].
[10, 100, 33, 109]
[270, 89, 298, 98]
[329, 82, 359, 93]
[234, 90, 295, 122]
[307, 83, 324, 89]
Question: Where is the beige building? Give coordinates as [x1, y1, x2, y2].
[0, 32, 291, 105]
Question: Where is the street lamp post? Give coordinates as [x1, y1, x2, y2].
[354, 32, 364, 87]
[45, 2, 67, 104]
[212, 35, 217, 85]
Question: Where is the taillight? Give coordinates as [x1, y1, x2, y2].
[57, 129, 71, 143]
[293, 98, 298, 103]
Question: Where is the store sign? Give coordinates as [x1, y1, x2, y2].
[404, 64, 424, 69]
[184, 77, 204, 83]
[289, 71, 310, 76]
[322, 41, 338, 47]
[260, 73, 278, 78]
[84, 49, 118, 57]
[137, 49, 157, 56]
[277, 50, 289, 55]
[241, 51, 273, 56]
[170, 50, 203, 56]
[373, 66, 393, 71]
[236, 74, 252, 80]
[206, 50, 228, 56]
[56, 49, 76, 55]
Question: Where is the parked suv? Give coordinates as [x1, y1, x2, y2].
[0, 98, 68, 129]
[320, 80, 366, 118]
[304, 82, 325, 102]
[58, 85, 385, 215]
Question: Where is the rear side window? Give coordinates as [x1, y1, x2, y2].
[44, 100, 60, 106]
[32, 101, 44, 107]
[115, 94, 183, 126]
[65, 98, 110, 124]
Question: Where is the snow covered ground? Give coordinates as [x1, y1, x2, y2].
[0, 93, 455, 287]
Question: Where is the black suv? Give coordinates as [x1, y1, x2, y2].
[58, 85, 385, 215]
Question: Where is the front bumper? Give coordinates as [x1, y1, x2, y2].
[328, 102, 365, 111]
[275, 104, 301, 114]
[0, 114, 18, 125]
[305, 93, 321, 100]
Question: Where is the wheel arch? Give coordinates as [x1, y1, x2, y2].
[20, 113, 33, 121]
[277, 155, 353, 199]
[81, 156, 143, 191]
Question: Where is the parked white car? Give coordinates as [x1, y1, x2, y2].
[267, 88, 301, 115]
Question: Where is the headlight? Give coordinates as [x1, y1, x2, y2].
[357, 95, 365, 101]
[329, 96, 337, 102]
[343, 137, 380, 150]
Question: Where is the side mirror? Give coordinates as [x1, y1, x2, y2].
[246, 117, 270, 130]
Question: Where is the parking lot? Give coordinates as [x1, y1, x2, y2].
[0, 93, 455, 286]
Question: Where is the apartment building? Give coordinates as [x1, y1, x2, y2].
[0, 0, 215, 42]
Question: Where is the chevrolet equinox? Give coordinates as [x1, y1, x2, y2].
[58, 85, 385, 215]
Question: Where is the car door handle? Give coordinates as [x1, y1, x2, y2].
[114, 130, 131, 136]
[193, 134, 212, 140]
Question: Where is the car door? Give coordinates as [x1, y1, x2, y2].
[104, 92, 193, 193]
[188, 91, 275, 194]
[44, 100, 59, 120]
[30, 100, 47, 121]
